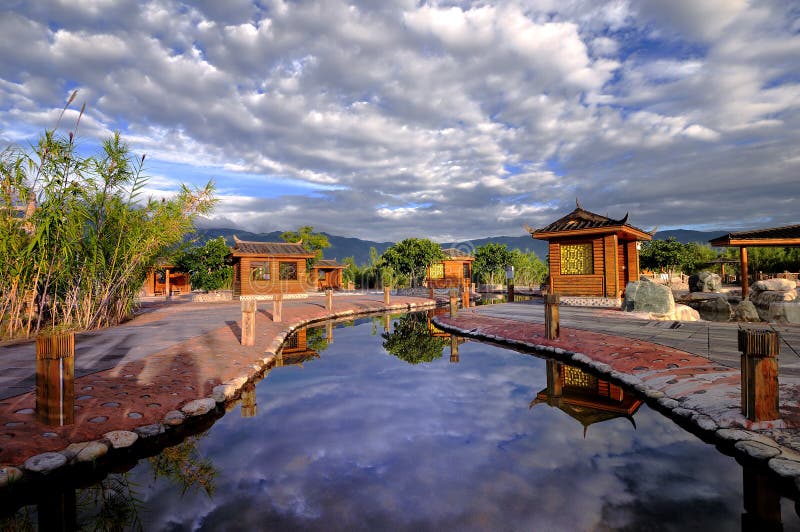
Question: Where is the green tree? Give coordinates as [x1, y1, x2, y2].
[681, 242, 718, 273]
[509, 249, 548, 286]
[0, 103, 215, 339]
[382, 313, 447, 364]
[473, 242, 513, 284]
[379, 238, 444, 287]
[639, 237, 687, 277]
[174, 237, 232, 291]
[280, 225, 331, 268]
[341, 256, 358, 286]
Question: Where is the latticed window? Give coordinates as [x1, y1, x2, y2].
[563, 365, 597, 390]
[560, 243, 593, 275]
[280, 262, 298, 280]
[250, 262, 270, 281]
[429, 263, 444, 279]
[463, 263, 470, 279]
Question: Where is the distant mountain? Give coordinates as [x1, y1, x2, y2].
[192, 227, 727, 266]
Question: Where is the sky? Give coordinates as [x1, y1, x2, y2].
[0, 0, 798, 242]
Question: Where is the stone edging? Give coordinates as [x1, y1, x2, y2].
[0, 300, 435, 492]
[431, 315, 800, 493]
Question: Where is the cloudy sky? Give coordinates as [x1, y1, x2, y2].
[1, 1, 798, 241]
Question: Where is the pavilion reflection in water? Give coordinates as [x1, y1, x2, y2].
[530, 360, 643, 437]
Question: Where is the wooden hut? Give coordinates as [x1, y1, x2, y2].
[427, 248, 474, 289]
[229, 237, 315, 299]
[528, 201, 652, 300]
[311, 260, 347, 291]
[141, 265, 191, 296]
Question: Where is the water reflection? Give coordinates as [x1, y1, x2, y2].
[530, 360, 643, 438]
[4, 313, 800, 530]
[381, 312, 448, 364]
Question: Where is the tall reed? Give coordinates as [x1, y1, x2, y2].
[0, 99, 215, 339]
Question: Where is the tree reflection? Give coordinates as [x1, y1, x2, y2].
[382, 313, 447, 364]
[148, 433, 218, 498]
[77, 474, 144, 531]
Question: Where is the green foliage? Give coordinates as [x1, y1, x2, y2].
[379, 238, 444, 287]
[639, 237, 688, 275]
[0, 107, 215, 339]
[473, 242, 513, 284]
[722, 246, 800, 274]
[148, 433, 217, 497]
[382, 312, 446, 364]
[681, 242, 717, 273]
[509, 249, 548, 286]
[341, 256, 358, 285]
[280, 225, 330, 268]
[174, 236, 232, 291]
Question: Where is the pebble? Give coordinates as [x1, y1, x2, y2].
[163, 410, 186, 426]
[134, 424, 165, 439]
[103, 430, 138, 449]
[181, 398, 216, 417]
[24, 452, 67, 474]
[692, 414, 718, 432]
[0, 466, 23, 487]
[769, 457, 800, 478]
[75, 441, 108, 463]
[735, 440, 780, 460]
[212, 384, 238, 403]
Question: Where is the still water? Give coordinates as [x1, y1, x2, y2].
[3, 312, 799, 530]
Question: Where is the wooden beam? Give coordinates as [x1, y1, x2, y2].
[740, 246, 749, 298]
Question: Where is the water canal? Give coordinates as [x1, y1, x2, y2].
[2, 312, 799, 530]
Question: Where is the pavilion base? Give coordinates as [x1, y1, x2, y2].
[558, 296, 622, 308]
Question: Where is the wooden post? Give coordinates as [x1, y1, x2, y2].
[326, 289, 334, 311]
[544, 294, 560, 340]
[273, 294, 282, 322]
[462, 285, 469, 308]
[545, 360, 562, 406]
[450, 336, 459, 363]
[383, 286, 391, 305]
[36, 332, 75, 426]
[241, 299, 257, 346]
[240, 381, 257, 418]
[507, 282, 515, 302]
[740, 246, 749, 298]
[449, 288, 458, 318]
[165, 267, 171, 298]
[742, 463, 782, 530]
[428, 286, 435, 300]
[383, 313, 391, 332]
[326, 320, 334, 345]
[739, 328, 779, 422]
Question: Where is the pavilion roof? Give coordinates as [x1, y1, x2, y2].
[314, 259, 346, 269]
[709, 224, 800, 247]
[442, 248, 475, 260]
[528, 201, 652, 241]
[230, 236, 315, 258]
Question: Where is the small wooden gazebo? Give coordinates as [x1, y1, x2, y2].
[141, 264, 191, 296]
[709, 224, 800, 297]
[311, 260, 347, 291]
[527, 201, 652, 299]
[426, 248, 474, 289]
[229, 237, 315, 299]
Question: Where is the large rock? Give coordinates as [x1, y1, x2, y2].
[104, 430, 138, 449]
[768, 302, 800, 324]
[689, 271, 721, 293]
[673, 304, 701, 321]
[24, 452, 67, 474]
[733, 300, 761, 322]
[750, 289, 797, 307]
[623, 278, 675, 315]
[752, 278, 797, 293]
[181, 398, 217, 417]
[686, 295, 732, 321]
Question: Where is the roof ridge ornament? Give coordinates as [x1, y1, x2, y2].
[576, 197, 583, 210]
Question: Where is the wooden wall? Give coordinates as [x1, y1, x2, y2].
[549, 236, 640, 298]
[232, 256, 308, 297]
[428, 260, 472, 289]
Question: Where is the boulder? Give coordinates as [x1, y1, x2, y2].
[733, 300, 761, 322]
[181, 398, 217, 417]
[672, 304, 701, 321]
[163, 410, 186, 426]
[767, 302, 800, 325]
[750, 289, 797, 307]
[104, 430, 138, 449]
[24, 452, 67, 474]
[752, 278, 797, 293]
[623, 278, 675, 315]
[689, 271, 721, 293]
[687, 296, 732, 321]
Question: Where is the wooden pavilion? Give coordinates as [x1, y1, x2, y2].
[709, 224, 800, 298]
[530, 360, 643, 437]
[229, 237, 315, 299]
[311, 260, 347, 291]
[528, 201, 652, 299]
[141, 264, 191, 296]
[426, 248, 474, 289]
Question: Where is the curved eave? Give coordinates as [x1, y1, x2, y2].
[708, 237, 800, 247]
[532, 226, 653, 242]
[230, 252, 316, 259]
[442, 257, 475, 262]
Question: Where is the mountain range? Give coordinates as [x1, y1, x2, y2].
[193, 227, 727, 266]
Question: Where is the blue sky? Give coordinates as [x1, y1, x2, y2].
[1, 0, 798, 241]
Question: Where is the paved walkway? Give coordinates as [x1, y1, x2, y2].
[0, 294, 433, 468]
[433, 302, 800, 486]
